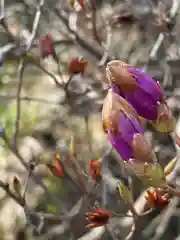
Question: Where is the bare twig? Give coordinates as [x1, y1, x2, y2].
[22, 162, 35, 201]
[63, 75, 73, 98]
[53, 6, 112, 61]
[101, 156, 108, 207]
[112, 212, 133, 218]
[0, 178, 75, 236]
[90, 0, 101, 45]
[54, 55, 65, 85]
[64, 158, 87, 194]
[84, 114, 92, 153]
[106, 225, 117, 240]
[0, 94, 60, 105]
[78, 227, 105, 240]
[125, 218, 136, 240]
[149, 33, 165, 59]
[22, 174, 30, 201]
[0, 2, 17, 42]
[99, 19, 112, 67]
[3, 134, 68, 213]
[14, 0, 45, 147]
[32, 39, 73, 48]
[26, 0, 44, 51]
[14, 59, 25, 148]
[148, 0, 180, 59]
[29, 55, 63, 87]
[0, 179, 25, 207]
[0, 0, 4, 18]
[151, 197, 179, 240]
[138, 208, 154, 216]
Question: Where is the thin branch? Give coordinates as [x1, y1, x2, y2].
[90, 0, 101, 45]
[0, 94, 60, 105]
[106, 225, 117, 240]
[151, 197, 179, 240]
[78, 226, 105, 240]
[65, 151, 88, 194]
[53, 54, 65, 85]
[31, 39, 73, 48]
[112, 212, 133, 218]
[148, 0, 180, 59]
[125, 218, 136, 240]
[14, 59, 25, 147]
[30, 55, 63, 87]
[84, 114, 92, 153]
[63, 75, 73, 98]
[149, 33, 164, 59]
[53, 6, 112, 61]
[99, 19, 112, 67]
[26, 0, 44, 51]
[0, 0, 4, 19]
[28, 0, 64, 84]
[3, 135, 68, 214]
[22, 168, 33, 201]
[64, 159, 87, 195]
[101, 157, 108, 207]
[0, 178, 74, 236]
[0, 179, 25, 207]
[0, 2, 16, 42]
[0, 3, 64, 88]
[14, 0, 45, 147]
[138, 208, 154, 216]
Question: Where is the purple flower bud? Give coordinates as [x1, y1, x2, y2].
[102, 89, 156, 162]
[106, 60, 164, 120]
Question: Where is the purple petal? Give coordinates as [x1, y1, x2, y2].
[108, 114, 144, 160]
[108, 134, 133, 159]
[112, 84, 158, 120]
[127, 67, 163, 102]
[119, 114, 144, 142]
[112, 67, 164, 120]
[121, 87, 158, 120]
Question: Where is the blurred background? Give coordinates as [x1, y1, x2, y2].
[0, 0, 180, 239]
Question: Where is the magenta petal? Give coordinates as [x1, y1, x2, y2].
[122, 87, 158, 120]
[127, 67, 163, 102]
[111, 67, 164, 120]
[108, 134, 133, 160]
[119, 115, 144, 142]
[107, 114, 144, 160]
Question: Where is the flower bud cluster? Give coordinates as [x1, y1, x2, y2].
[102, 60, 175, 186]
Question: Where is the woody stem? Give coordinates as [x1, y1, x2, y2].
[127, 202, 138, 219]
